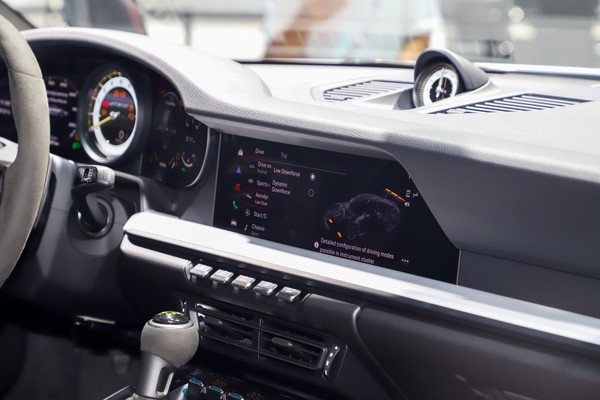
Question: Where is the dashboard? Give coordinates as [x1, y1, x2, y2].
[1, 45, 463, 282]
[3, 27, 600, 400]
[0, 55, 209, 188]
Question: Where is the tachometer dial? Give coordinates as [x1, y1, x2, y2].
[413, 63, 460, 107]
[144, 91, 209, 187]
[79, 66, 149, 163]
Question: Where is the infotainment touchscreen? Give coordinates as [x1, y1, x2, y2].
[213, 134, 458, 283]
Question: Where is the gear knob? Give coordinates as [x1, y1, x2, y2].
[136, 311, 199, 399]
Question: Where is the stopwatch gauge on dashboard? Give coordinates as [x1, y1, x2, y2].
[413, 63, 460, 107]
[78, 65, 150, 164]
[411, 48, 489, 108]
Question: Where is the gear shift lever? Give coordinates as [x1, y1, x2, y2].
[135, 311, 199, 399]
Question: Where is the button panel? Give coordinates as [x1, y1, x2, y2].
[323, 345, 341, 379]
[231, 275, 255, 290]
[173, 367, 313, 400]
[186, 378, 205, 400]
[190, 264, 213, 279]
[185, 258, 308, 310]
[253, 281, 278, 296]
[205, 385, 225, 400]
[276, 287, 301, 303]
[210, 269, 234, 284]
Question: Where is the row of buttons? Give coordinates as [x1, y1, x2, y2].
[189, 263, 302, 303]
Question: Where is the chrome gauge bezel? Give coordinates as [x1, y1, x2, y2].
[79, 65, 150, 164]
[413, 62, 461, 108]
[89, 73, 138, 158]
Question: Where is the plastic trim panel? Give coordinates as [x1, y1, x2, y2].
[123, 211, 600, 348]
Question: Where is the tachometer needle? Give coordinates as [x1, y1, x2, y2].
[88, 111, 120, 132]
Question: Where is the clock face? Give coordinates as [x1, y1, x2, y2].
[413, 63, 460, 107]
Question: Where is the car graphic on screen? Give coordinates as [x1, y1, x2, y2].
[324, 193, 401, 240]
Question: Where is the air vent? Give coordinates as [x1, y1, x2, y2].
[197, 305, 256, 349]
[200, 315, 254, 347]
[194, 303, 336, 373]
[323, 80, 412, 102]
[259, 323, 327, 370]
[437, 94, 588, 114]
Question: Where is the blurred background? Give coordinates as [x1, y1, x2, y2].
[5, 0, 600, 68]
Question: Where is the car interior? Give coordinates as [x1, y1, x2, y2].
[1, 4, 600, 400]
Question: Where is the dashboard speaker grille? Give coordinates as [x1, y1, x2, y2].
[437, 94, 588, 114]
[323, 80, 412, 102]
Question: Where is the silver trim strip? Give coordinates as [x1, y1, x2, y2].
[124, 211, 600, 347]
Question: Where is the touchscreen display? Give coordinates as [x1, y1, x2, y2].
[213, 134, 458, 283]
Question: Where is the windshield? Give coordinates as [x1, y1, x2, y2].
[6, 0, 600, 68]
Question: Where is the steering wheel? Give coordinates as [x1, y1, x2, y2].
[0, 16, 50, 286]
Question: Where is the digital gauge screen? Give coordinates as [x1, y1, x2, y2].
[46, 76, 81, 157]
[214, 134, 459, 283]
[0, 76, 83, 160]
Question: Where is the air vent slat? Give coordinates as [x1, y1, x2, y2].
[469, 104, 514, 112]
[437, 94, 588, 114]
[323, 80, 411, 102]
[359, 83, 406, 90]
[494, 99, 549, 110]
[484, 103, 541, 111]
[259, 331, 327, 370]
[324, 95, 354, 101]
[446, 108, 487, 114]
[330, 89, 380, 95]
[520, 95, 579, 105]
[506, 98, 566, 108]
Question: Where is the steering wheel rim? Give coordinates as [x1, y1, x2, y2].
[0, 15, 49, 286]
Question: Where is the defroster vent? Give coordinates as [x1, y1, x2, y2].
[437, 94, 588, 114]
[323, 80, 412, 102]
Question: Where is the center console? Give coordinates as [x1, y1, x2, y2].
[117, 132, 461, 400]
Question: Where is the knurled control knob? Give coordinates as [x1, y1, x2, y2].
[151, 311, 190, 325]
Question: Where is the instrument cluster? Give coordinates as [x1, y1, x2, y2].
[142, 90, 209, 187]
[0, 58, 209, 188]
